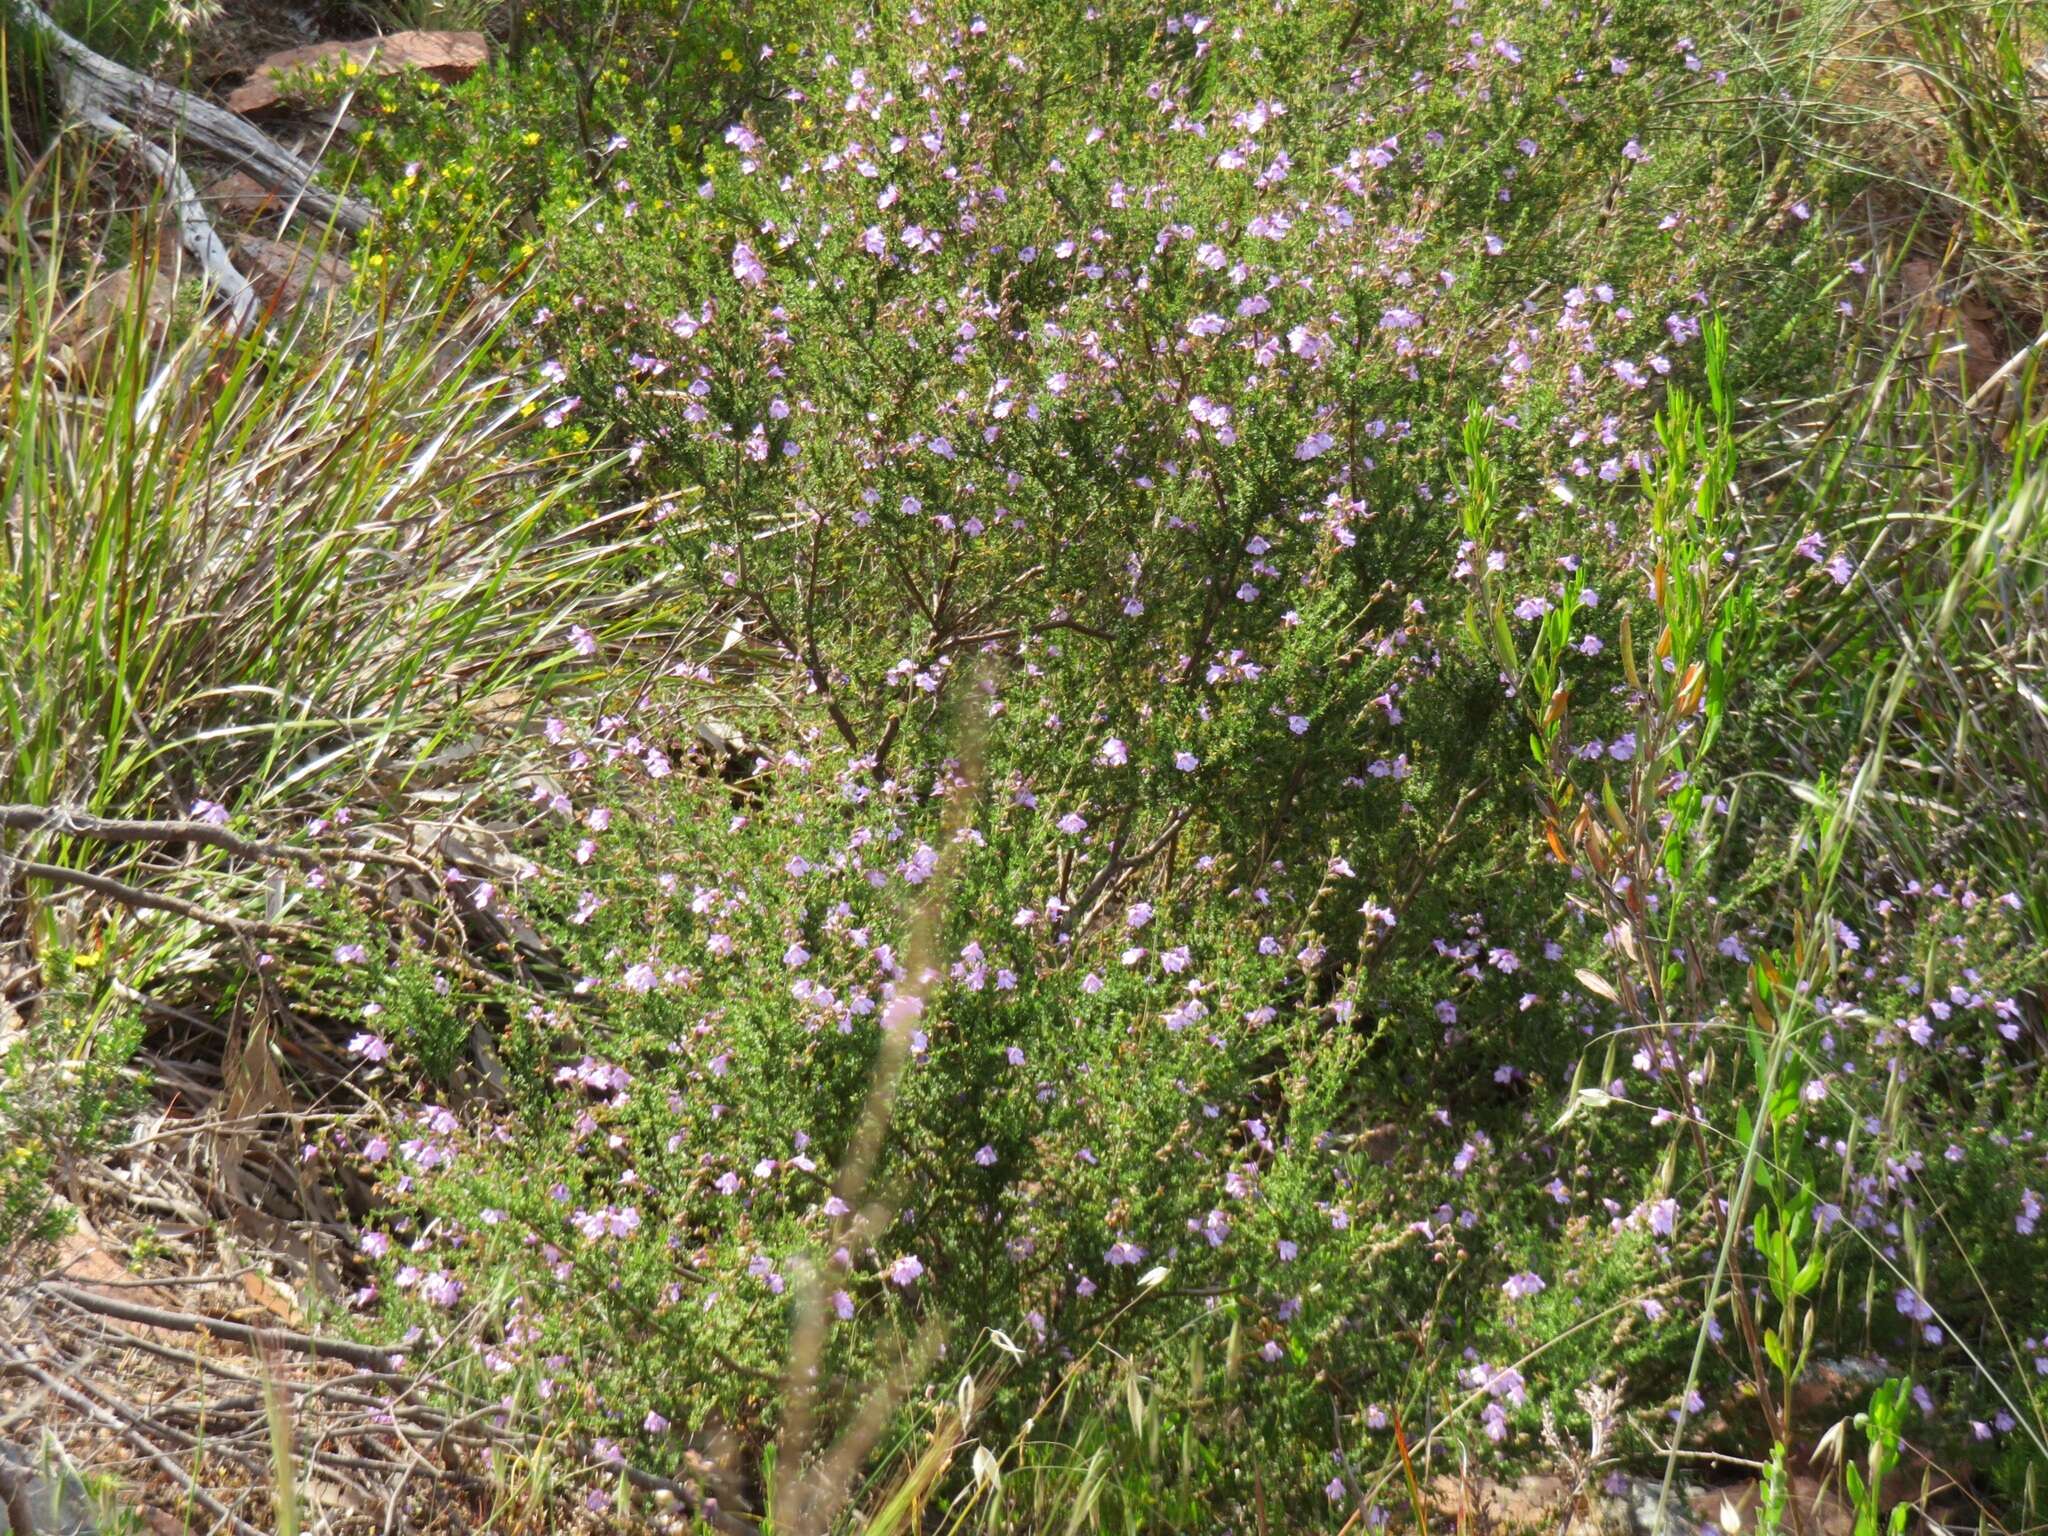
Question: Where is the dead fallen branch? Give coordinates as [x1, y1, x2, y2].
[0, 1341, 270, 1536]
[25, 1280, 752, 1531]
[0, 855, 301, 940]
[38, 1284, 397, 1372]
[4, 804, 323, 866]
[75, 110, 260, 331]
[0, 804, 441, 879]
[9, 0, 375, 236]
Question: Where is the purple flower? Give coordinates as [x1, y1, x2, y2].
[732, 241, 768, 286]
[888, 1254, 924, 1286]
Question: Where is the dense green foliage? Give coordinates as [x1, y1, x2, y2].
[5, 0, 2046, 1528]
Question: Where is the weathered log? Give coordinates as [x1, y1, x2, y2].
[10, 0, 375, 236]
[77, 110, 260, 331]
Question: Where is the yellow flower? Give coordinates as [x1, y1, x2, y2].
[523, 130, 542, 146]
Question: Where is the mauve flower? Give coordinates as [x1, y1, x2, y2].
[732, 241, 768, 286]
[888, 1254, 925, 1286]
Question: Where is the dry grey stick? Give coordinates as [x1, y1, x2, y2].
[0, 805, 436, 878]
[0, 855, 300, 940]
[39, 1284, 399, 1372]
[75, 110, 259, 332]
[0, 1344, 268, 1536]
[9, 0, 375, 235]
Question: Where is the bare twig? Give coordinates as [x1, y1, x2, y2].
[0, 1343, 269, 1536]
[74, 111, 259, 332]
[7, 0, 375, 234]
[38, 1284, 398, 1371]
[0, 805, 436, 877]
[0, 855, 302, 940]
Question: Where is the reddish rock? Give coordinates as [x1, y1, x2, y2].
[52, 267, 180, 386]
[204, 169, 282, 222]
[233, 234, 351, 312]
[227, 30, 488, 114]
[1897, 257, 2011, 410]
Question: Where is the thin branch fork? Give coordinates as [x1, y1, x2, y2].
[0, 855, 301, 939]
[1, 803, 315, 865]
[74, 111, 260, 332]
[37, 1284, 399, 1371]
[9, 0, 375, 236]
[0, 805, 439, 881]
[0, 1342, 269, 1536]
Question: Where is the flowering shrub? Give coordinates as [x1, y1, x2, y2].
[306, 0, 2048, 1522]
